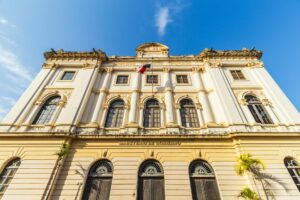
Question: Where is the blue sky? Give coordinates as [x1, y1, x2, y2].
[0, 0, 300, 120]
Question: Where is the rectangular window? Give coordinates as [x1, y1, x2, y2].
[61, 71, 75, 80]
[116, 75, 129, 84]
[176, 75, 189, 84]
[146, 75, 158, 84]
[230, 70, 246, 80]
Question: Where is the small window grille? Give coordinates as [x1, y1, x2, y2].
[61, 71, 75, 80]
[116, 75, 128, 84]
[146, 75, 158, 84]
[32, 96, 61, 125]
[284, 157, 300, 191]
[176, 75, 189, 84]
[230, 70, 246, 80]
[245, 95, 273, 124]
[143, 99, 161, 128]
[0, 158, 21, 198]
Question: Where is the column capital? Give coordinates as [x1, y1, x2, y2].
[104, 67, 113, 73]
[192, 66, 205, 73]
[163, 67, 171, 72]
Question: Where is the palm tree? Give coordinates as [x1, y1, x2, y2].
[236, 153, 287, 200]
[236, 153, 265, 199]
[239, 187, 261, 200]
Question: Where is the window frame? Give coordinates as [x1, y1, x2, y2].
[143, 99, 161, 128]
[176, 74, 190, 85]
[245, 95, 273, 124]
[189, 160, 221, 200]
[145, 74, 160, 86]
[104, 99, 125, 128]
[0, 158, 21, 198]
[82, 160, 113, 200]
[32, 96, 61, 125]
[230, 69, 247, 81]
[284, 157, 300, 191]
[58, 70, 77, 81]
[179, 99, 200, 128]
[115, 74, 129, 85]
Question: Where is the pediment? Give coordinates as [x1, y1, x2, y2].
[136, 43, 169, 58]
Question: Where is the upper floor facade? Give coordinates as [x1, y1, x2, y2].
[1, 43, 299, 135]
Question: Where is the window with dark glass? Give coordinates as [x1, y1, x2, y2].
[146, 75, 158, 84]
[176, 75, 189, 84]
[105, 99, 125, 128]
[137, 160, 165, 200]
[32, 96, 61, 125]
[180, 99, 200, 128]
[116, 75, 128, 84]
[284, 157, 300, 191]
[143, 99, 161, 128]
[189, 160, 221, 200]
[245, 95, 273, 124]
[82, 160, 113, 200]
[61, 71, 75, 80]
[0, 158, 21, 199]
[230, 70, 246, 80]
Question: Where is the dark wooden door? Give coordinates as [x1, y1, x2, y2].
[190, 178, 220, 200]
[138, 177, 165, 200]
[83, 178, 112, 200]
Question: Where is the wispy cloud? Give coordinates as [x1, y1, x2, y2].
[0, 34, 16, 46]
[155, 7, 172, 36]
[154, 0, 190, 36]
[0, 17, 16, 28]
[0, 47, 32, 82]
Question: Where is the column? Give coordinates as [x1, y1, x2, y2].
[176, 108, 182, 127]
[100, 107, 109, 127]
[127, 72, 141, 127]
[90, 68, 112, 126]
[163, 68, 178, 128]
[192, 67, 214, 123]
[201, 63, 228, 124]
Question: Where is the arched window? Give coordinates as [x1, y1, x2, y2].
[105, 99, 125, 128]
[82, 160, 113, 200]
[143, 99, 161, 128]
[137, 159, 165, 200]
[32, 96, 61, 125]
[245, 95, 273, 124]
[284, 157, 300, 191]
[0, 158, 21, 198]
[180, 99, 200, 128]
[189, 160, 221, 200]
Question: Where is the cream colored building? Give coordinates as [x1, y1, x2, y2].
[0, 42, 300, 200]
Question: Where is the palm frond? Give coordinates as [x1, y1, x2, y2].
[239, 187, 261, 200]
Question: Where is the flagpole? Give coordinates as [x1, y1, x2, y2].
[151, 65, 154, 97]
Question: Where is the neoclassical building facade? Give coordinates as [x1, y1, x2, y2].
[0, 43, 300, 200]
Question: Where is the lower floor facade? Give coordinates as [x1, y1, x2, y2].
[0, 133, 300, 200]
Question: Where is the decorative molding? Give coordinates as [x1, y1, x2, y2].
[35, 89, 71, 106]
[199, 48, 263, 59]
[136, 42, 169, 58]
[44, 49, 108, 61]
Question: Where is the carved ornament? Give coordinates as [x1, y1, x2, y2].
[44, 49, 108, 61]
[199, 48, 263, 59]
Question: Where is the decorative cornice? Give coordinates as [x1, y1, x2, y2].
[44, 49, 108, 61]
[199, 48, 263, 59]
